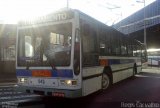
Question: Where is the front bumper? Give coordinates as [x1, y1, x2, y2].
[17, 85, 82, 98]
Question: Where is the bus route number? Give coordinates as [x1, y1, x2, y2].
[38, 79, 45, 85]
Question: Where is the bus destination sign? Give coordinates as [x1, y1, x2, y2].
[45, 11, 74, 22]
[19, 10, 74, 26]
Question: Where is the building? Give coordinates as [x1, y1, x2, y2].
[113, 0, 160, 49]
[0, 24, 17, 78]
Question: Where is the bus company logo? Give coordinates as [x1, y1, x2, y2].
[19, 11, 74, 25]
[121, 101, 160, 108]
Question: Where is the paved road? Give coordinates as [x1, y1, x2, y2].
[43, 72, 160, 108]
[0, 84, 44, 108]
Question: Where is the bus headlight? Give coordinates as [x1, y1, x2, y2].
[60, 80, 77, 86]
[19, 78, 28, 83]
[66, 80, 72, 85]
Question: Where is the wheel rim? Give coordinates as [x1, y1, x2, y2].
[102, 74, 110, 89]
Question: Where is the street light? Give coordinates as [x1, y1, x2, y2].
[136, 0, 147, 48]
[67, 0, 69, 8]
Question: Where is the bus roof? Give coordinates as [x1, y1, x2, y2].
[17, 8, 144, 46]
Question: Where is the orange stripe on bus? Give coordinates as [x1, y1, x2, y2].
[32, 70, 52, 77]
[99, 59, 108, 66]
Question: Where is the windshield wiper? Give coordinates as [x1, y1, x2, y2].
[48, 59, 57, 70]
[25, 57, 40, 70]
[26, 59, 33, 70]
[26, 61, 30, 70]
[41, 38, 58, 70]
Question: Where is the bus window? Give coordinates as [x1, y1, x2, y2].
[18, 22, 72, 67]
[137, 45, 142, 57]
[25, 36, 34, 57]
[115, 35, 121, 55]
[105, 35, 111, 55]
[141, 45, 147, 62]
[35, 37, 42, 51]
[121, 38, 127, 56]
[121, 45, 127, 55]
[133, 42, 137, 57]
[50, 33, 64, 45]
[99, 28, 106, 55]
[81, 22, 98, 67]
[110, 32, 121, 55]
[127, 40, 133, 56]
[100, 42, 105, 55]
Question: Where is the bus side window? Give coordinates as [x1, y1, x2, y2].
[128, 39, 133, 56]
[141, 46, 147, 62]
[137, 45, 142, 57]
[100, 42, 105, 55]
[81, 22, 99, 67]
[25, 36, 34, 57]
[105, 31, 111, 55]
[99, 27, 106, 55]
[115, 33, 121, 55]
[110, 31, 121, 56]
[121, 37, 127, 56]
[133, 41, 137, 57]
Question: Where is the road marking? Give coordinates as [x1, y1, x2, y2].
[0, 83, 17, 86]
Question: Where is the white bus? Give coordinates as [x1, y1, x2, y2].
[16, 8, 147, 98]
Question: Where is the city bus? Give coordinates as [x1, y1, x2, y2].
[16, 8, 147, 98]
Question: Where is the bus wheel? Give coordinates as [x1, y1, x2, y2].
[102, 73, 110, 90]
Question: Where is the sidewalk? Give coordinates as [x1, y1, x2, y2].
[142, 67, 160, 74]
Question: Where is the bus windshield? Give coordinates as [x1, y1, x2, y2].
[17, 23, 72, 67]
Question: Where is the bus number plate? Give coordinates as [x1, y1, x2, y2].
[29, 78, 58, 87]
[38, 79, 45, 84]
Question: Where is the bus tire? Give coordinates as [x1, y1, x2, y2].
[133, 64, 137, 76]
[102, 73, 110, 90]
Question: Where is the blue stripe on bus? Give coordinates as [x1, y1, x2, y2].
[51, 69, 73, 78]
[108, 59, 135, 65]
[16, 69, 73, 78]
[16, 70, 32, 76]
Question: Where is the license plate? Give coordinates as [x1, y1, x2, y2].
[29, 78, 58, 87]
